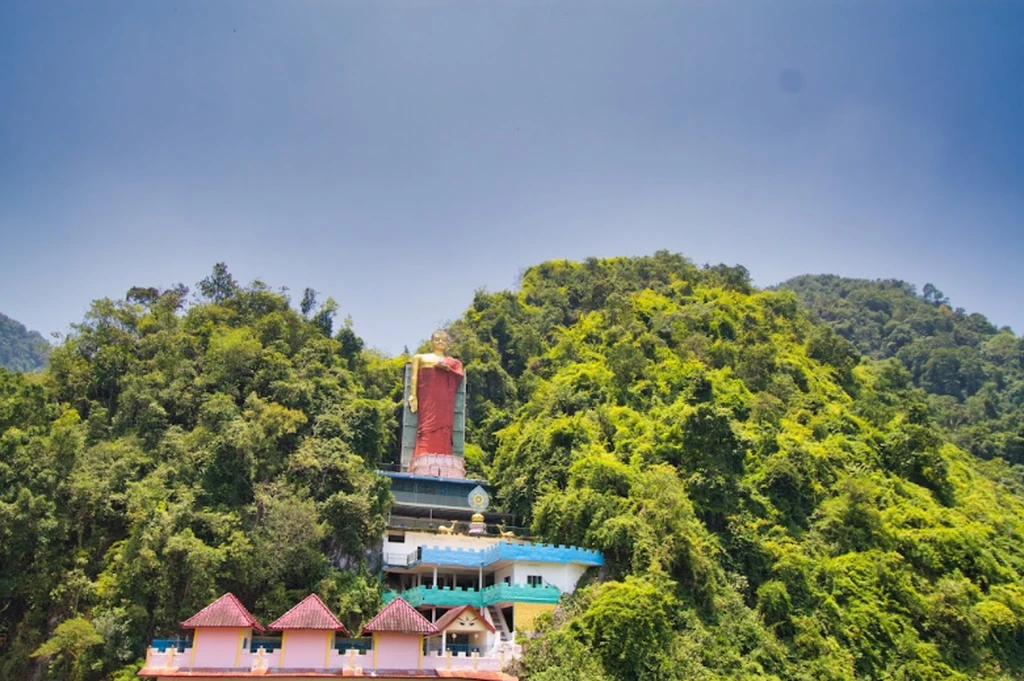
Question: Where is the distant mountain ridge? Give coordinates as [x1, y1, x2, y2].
[779, 274, 1024, 464]
[0, 312, 50, 372]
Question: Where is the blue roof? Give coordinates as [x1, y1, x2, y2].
[380, 471, 489, 487]
[391, 541, 604, 569]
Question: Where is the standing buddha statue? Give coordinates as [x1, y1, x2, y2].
[407, 329, 465, 478]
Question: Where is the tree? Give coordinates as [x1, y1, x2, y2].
[300, 288, 318, 318]
[581, 578, 675, 680]
[124, 287, 160, 306]
[198, 263, 239, 303]
[311, 297, 339, 338]
[32, 617, 104, 681]
[923, 283, 949, 306]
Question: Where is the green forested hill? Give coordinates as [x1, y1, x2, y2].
[779, 275, 1024, 465]
[0, 312, 50, 372]
[1, 269, 395, 681]
[449, 255, 1024, 680]
[3, 256, 1024, 681]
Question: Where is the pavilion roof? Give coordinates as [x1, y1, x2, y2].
[180, 593, 264, 632]
[361, 598, 438, 635]
[267, 594, 350, 634]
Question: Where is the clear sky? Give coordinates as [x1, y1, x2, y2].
[1, 1, 1022, 354]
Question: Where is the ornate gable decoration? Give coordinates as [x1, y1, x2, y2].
[432, 605, 496, 634]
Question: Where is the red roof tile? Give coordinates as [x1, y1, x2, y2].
[267, 594, 350, 634]
[431, 606, 495, 634]
[361, 598, 438, 635]
[180, 593, 264, 632]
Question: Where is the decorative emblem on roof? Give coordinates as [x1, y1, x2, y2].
[468, 485, 490, 513]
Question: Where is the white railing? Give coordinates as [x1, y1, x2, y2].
[142, 643, 519, 674]
[383, 549, 419, 566]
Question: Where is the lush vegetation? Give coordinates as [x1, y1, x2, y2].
[780, 275, 1023, 466]
[4, 255, 1024, 681]
[1, 268, 395, 680]
[443, 255, 1024, 680]
[0, 312, 50, 372]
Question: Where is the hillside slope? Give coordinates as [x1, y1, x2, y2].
[0, 312, 50, 372]
[779, 275, 1023, 465]
[447, 254, 1024, 680]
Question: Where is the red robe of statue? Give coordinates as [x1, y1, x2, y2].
[413, 357, 464, 456]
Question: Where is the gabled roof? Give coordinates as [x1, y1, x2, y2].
[180, 593, 264, 632]
[267, 594, 350, 634]
[361, 597, 438, 635]
[432, 605, 496, 634]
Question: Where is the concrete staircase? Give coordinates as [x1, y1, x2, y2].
[486, 605, 512, 642]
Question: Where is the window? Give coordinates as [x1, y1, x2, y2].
[388, 533, 405, 543]
[527, 575, 543, 587]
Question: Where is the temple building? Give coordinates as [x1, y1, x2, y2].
[380, 471, 603, 640]
[140, 592, 517, 679]
[381, 346, 602, 642]
[138, 333, 603, 679]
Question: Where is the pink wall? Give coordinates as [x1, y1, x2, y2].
[280, 630, 331, 668]
[373, 632, 422, 669]
[190, 628, 248, 668]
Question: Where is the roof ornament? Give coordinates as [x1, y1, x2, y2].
[468, 485, 490, 513]
[468, 485, 489, 535]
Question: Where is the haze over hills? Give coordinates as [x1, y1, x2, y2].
[2, 254, 1024, 681]
[0, 312, 50, 372]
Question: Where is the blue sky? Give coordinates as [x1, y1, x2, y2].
[1, 1, 1022, 353]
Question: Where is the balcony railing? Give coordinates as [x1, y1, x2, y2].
[335, 638, 372, 653]
[249, 637, 282, 653]
[151, 638, 191, 653]
[383, 582, 561, 608]
[426, 642, 482, 655]
[143, 640, 516, 674]
[383, 549, 419, 567]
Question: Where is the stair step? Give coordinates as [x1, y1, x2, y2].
[486, 605, 512, 642]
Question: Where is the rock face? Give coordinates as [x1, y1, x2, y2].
[0, 312, 49, 372]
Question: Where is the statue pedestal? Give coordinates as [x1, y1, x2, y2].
[408, 453, 466, 479]
[468, 513, 487, 535]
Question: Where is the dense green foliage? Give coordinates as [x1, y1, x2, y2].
[0, 269, 395, 680]
[780, 275, 1024, 465]
[5, 255, 1024, 681]
[0, 312, 50, 372]
[442, 254, 1024, 680]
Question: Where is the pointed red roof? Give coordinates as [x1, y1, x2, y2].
[432, 605, 496, 633]
[267, 594, 350, 634]
[180, 593, 264, 632]
[361, 598, 438, 635]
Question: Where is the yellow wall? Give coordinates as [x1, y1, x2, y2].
[514, 602, 557, 632]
